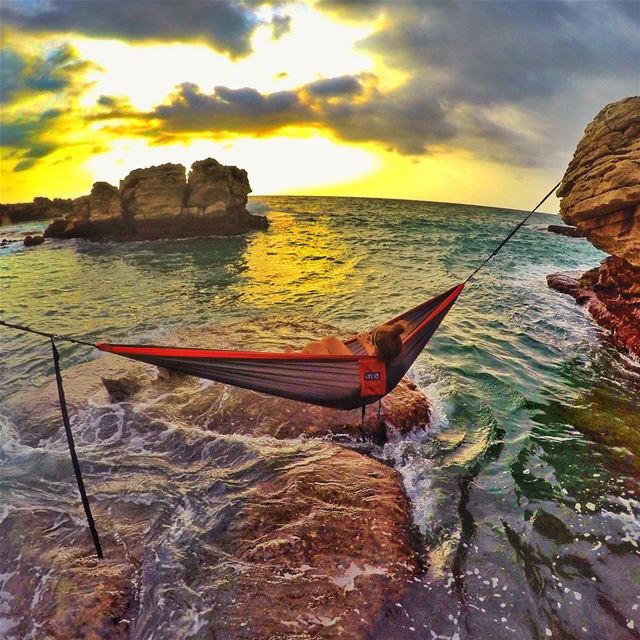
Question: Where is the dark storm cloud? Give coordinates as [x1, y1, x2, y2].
[0, 44, 92, 104]
[148, 1, 637, 165]
[0, 0, 282, 58]
[0, 108, 62, 149]
[151, 76, 455, 154]
[317, 0, 640, 166]
[355, 0, 639, 105]
[306, 75, 363, 97]
[154, 83, 307, 132]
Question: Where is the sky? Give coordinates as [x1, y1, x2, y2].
[0, 0, 638, 211]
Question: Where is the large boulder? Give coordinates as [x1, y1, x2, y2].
[120, 163, 186, 219]
[186, 158, 252, 216]
[550, 97, 640, 358]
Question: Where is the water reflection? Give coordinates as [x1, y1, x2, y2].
[229, 211, 360, 309]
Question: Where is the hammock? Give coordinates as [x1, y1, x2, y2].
[96, 283, 464, 410]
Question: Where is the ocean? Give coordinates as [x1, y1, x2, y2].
[1, 195, 639, 639]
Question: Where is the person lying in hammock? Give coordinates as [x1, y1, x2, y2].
[286, 320, 408, 362]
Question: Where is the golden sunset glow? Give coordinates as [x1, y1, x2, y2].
[1, 1, 635, 210]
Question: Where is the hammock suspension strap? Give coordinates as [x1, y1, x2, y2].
[51, 338, 103, 559]
[464, 180, 561, 284]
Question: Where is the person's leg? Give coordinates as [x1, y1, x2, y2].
[300, 340, 327, 355]
[321, 336, 353, 356]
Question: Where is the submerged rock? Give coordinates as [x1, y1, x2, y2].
[41, 157, 267, 241]
[23, 234, 44, 247]
[551, 96, 640, 358]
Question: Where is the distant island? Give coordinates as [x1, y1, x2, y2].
[0, 158, 268, 241]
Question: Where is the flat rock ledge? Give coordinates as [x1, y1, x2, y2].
[4, 342, 433, 639]
[547, 224, 583, 238]
[547, 258, 640, 358]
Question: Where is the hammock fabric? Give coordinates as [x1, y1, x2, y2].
[97, 283, 464, 410]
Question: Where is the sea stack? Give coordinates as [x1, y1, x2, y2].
[547, 96, 640, 357]
[42, 158, 267, 241]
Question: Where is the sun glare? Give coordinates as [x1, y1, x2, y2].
[83, 135, 380, 195]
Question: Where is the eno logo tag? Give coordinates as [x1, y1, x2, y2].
[359, 360, 387, 396]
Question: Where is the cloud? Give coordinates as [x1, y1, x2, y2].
[146, 1, 638, 165]
[0, 0, 284, 58]
[317, 0, 640, 166]
[271, 13, 291, 40]
[154, 82, 308, 133]
[1, 107, 65, 171]
[0, 109, 62, 148]
[149, 75, 455, 154]
[306, 75, 363, 97]
[0, 43, 93, 104]
[355, 1, 639, 104]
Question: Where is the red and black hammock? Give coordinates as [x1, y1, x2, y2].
[97, 283, 464, 410]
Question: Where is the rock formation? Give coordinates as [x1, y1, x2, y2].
[185, 158, 251, 216]
[18, 157, 269, 241]
[0, 196, 72, 224]
[548, 96, 640, 358]
[547, 224, 583, 238]
[3, 325, 431, 639]
[120, 163, 185, 219]
[89, 181, 122, 220]
[23, 234, 44, 247]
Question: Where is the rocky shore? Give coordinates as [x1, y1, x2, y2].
[2, 158, 268, 241]
[548, 96, 640, 359]
[2, 326, 433, 639]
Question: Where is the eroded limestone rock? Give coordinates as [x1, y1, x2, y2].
[186, 157, 251, 216]
[120, 163, 186, 219]
[40, 157, 267, 241]
[551, 96, 640, 357]
[556, 96, 640, 266]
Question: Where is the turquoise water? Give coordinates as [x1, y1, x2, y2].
[1, 196, 639, 638]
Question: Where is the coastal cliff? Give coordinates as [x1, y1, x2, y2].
[2, 158, 267, 240]
[548, 96, 640, 358]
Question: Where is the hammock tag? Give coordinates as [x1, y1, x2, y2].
[359, 359, 387, 397]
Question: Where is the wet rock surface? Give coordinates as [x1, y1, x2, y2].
[547, 257, 640, 358]
[22, 234, 44, 247]
[2, 328, 431, 639]
[551, 96, 640, 358]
